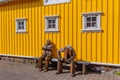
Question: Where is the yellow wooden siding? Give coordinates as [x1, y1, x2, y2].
[0, 0, 119, 64]
[118, 0, 120, 64]
[0, 7, 1, 54]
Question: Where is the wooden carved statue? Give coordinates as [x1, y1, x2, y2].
[36, 40, 53, 72]
[56, 45, 76, 77]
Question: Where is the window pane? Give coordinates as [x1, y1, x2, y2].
[86, 17, 91, 22]
[18, 26, 21, 29]
[48, 20, 51, 23]
[22, 22, 24, 25]
[48, 24, 51, 28]
[86, 23, 91, 27]
[22, 26, 24, 29]
[52, 20, 56, 23]
[92, 22, 97, 27]
[52, 23, 56, 28]
[46, 0, 48, 2]
[92, 17, 96, 21]
[18, 22, 21, 25]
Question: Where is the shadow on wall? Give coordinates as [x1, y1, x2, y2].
[51, 41, 58, 58]
[51, 43, 78, 60]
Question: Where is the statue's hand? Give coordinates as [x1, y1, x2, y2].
[65, 59, 69, 63]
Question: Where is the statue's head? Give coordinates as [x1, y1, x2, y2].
[64, 45, 72, 52]
[66, 45, 72, 49]
[46, 39, 51, 45]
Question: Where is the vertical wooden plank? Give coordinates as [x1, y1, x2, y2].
[38, 2, 42, 56]
[1, 7, 3, 54]
[81, 0, 87, 61]
[96, 0, 102, 62]
[22, 2, 26, 56]
[34, 1, 39, 57]
[113, 0, 119, 64]
[86, 0, 92, 62]
[21, 2, 24, 56]
[3, 6, 6, 54]
[77, 0, 82, 60]
[31, 2, 36, 56]
[56, 4, 61, 56]
[73, 0, 77, 52]
[0, 7, 1, 53]
[101, 0, 108, 63]
[107, 0, 113, 63]
[91, 0, 97, 62]
[2, 6, 5, 54]
[44, 5, 49, 42]
[11, 4, 15, 55]
[118, 1, 120, 63]
[2, 6, 4, 54]
[11, 5, 15, 55]
[4, 6, 7, 54]
[61, 4, 65, 48]
[69, 1, 73, 46]
[26, 2, 29, 56]
[28, 2, 32, 56]
[118, 0, 120, 64]
[19, 2, 23, 56]
[17, 3, 21, 56]
[14, 4, 18, 55]
[52, 5, 57, 57]
[9, 5, 12, 55]
[41, 6, 45, 56]
[64, 4, 69, 46]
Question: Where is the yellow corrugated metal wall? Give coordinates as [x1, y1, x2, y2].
[0, 0, 120, 64]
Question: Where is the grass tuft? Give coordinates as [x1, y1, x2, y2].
[114, 72, 120, 76]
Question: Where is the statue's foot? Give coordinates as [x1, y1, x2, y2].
[44, 69, 48, 72]
[71, 74, 75, 77]
[55, 72, 62, 74]
[39, 69, 43, 72]
[35, 65, 38, 68]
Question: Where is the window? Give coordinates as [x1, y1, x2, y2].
[82, 12, 102, 32]
[16, 18, 26, 33]
[45, 16, 59, 32]
[44, 0, 70, 5]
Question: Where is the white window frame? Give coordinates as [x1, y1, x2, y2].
[15, 18, 26, 33]
[82, 12, 102, 32]
[44, 15, 59, 32]
[44, 0, 70, 5]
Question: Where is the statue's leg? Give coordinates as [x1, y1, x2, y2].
[44, 57, 50, 72]
[70, 60, 75, 77]
[56, 59, 63, 74]
[37, 56, 45, 71]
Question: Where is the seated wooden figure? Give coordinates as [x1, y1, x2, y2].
[36, 40, 53, 72]
[56, 45, 76, 77]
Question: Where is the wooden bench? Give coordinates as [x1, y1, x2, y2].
[76, 61, 90, 75]
[38, 58, 90, 75]
[51, 59, 90, 75]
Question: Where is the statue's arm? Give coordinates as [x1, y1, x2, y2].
[42, 45, 53, 51]
[57, 48, 64, 58]
[66, 49, 76, 62]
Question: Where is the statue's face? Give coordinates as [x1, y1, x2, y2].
[46, 40, 51, 45]
[64, 48, 70, 54]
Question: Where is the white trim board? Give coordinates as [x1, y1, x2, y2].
[90, 62, 120, 67]
[0, 54, 38, 59]
[44, 0, 70, 5]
